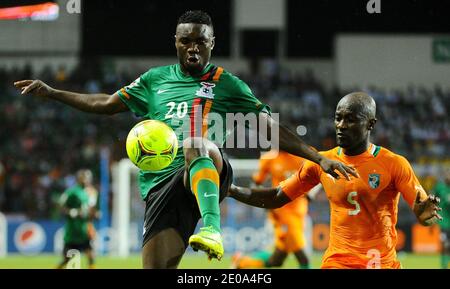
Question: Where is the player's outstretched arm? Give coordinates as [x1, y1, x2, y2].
[258, 113, 358, 180]
[413, 192, 443, 226]
[228, 184, 290, 209]
[14, 80, 129, 115]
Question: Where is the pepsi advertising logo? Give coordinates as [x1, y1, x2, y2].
[14, 222, 47, 255]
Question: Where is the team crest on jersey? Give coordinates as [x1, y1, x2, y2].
[196, 82, 216, 99]
[368, 174, 380, 189]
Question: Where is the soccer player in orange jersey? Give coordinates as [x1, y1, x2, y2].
[232, 150, 311, 269]
[229, 92, 442, 269]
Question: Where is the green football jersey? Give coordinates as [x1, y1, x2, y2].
[118, 63, 270, 199]
[433, 181, 450, 230]
[59, 185, 90, 244]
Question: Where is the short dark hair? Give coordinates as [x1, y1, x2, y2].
[177, 10, 213, 27]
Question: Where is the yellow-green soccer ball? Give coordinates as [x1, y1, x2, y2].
[126, 120, 178, 171]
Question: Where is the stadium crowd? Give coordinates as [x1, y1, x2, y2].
[0, 62, 449, 218]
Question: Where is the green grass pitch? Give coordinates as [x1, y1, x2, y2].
[0, 252, 441, 269]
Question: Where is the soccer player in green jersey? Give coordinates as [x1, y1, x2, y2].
[14, 10, 357, 268]
[57, 169, 96, 269]
[433, 168, 450, 269]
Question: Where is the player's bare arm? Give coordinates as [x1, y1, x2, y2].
[14, 79, 129, 115]
[258, 113, 358, 180]
[413, 192, 443, 226]
[228, 183, 290, 209]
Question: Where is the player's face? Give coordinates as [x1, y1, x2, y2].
[334, 104, 371, 150]
[175, 23, 215, 75]
[76, 171, 87, 186]
[76, 170, 92, 186]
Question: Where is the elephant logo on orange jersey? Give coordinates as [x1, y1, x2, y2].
[368, 174, 380, 189]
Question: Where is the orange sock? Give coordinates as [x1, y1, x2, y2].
[237, 256, 265, 269]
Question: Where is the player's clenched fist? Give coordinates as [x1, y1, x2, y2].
[14, 79, 55, 97]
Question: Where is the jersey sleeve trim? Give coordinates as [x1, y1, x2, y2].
[256, 103, 270, 115]
[119, 88, 130, 99]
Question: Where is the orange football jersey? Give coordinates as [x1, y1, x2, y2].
[280, 144, 427, 268]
